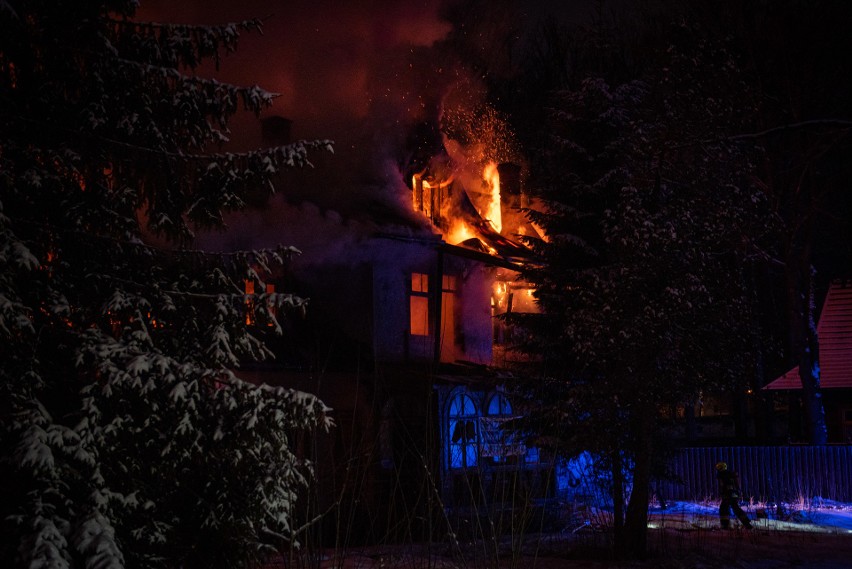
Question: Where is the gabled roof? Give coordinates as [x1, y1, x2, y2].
[764, 280, 852, 390]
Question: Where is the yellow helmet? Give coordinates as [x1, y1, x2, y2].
[715, 462, 727, 471]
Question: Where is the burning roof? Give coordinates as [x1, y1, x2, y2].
[411, 160, 537, 265]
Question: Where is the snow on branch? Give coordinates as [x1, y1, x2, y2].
[114, 57, 278, 114]
[70, 510, 125, 569]
[107, 16, 266, 71]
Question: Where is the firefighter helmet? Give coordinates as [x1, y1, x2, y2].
[715, 462, 728, 471]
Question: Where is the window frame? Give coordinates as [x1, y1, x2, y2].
[446, 390, 479, 470]
[409, 272, 430, 336]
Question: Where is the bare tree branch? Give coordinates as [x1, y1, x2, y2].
[729, 119, 852, 141]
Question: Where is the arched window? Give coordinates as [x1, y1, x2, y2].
[448, 392, 478, 469]
[487, 392, 512, 416]
[482, 392, 519, 461]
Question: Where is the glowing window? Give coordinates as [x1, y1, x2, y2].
[245, 280, 255, 325]
[412, 272, 428, 293]
[439, 275, 457, 358]
[245, 280, 276, 326]
[509, 286, 539, 313]
[448, 392, 478, 469]
[410, 272, 429, 336]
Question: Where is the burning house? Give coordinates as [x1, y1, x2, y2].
[221, 119, 560, 542]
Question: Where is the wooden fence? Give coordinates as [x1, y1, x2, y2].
[658, 446, 852, 504]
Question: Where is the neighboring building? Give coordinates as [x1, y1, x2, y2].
[660, 280, 852, 446]
[764, 279, 852, 443]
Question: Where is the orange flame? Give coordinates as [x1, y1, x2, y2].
[446, 220, 476, 245]
[483, 161, 501, 233]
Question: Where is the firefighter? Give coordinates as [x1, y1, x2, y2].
[715, 462, 753, 529]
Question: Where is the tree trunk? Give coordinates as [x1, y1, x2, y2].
[611, 450, 625, 551]
[788, 391, 803, 441]
[622, 408, 653, 559]
[799, 278, 828, 444]
[733, 391, 749, 441]
[786, 256, 828, 445]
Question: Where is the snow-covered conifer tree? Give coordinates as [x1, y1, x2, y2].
[0, 2, 332, 568]
[511, 21, 776, 557]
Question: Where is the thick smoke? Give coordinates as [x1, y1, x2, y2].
[139, 0, 457, 257]
[139, 0, 576, 264]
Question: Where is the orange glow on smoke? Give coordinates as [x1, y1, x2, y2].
[483, 161, 501, 233]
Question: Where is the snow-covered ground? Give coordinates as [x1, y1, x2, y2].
[647, 499, 852, 533]
[264, 500, 852, 569]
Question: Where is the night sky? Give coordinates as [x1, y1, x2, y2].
[139, 1, 594, 142]
[140, 1, 598, 227]
[140, 1, 851, 284]
[141, 0, 460, 254]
